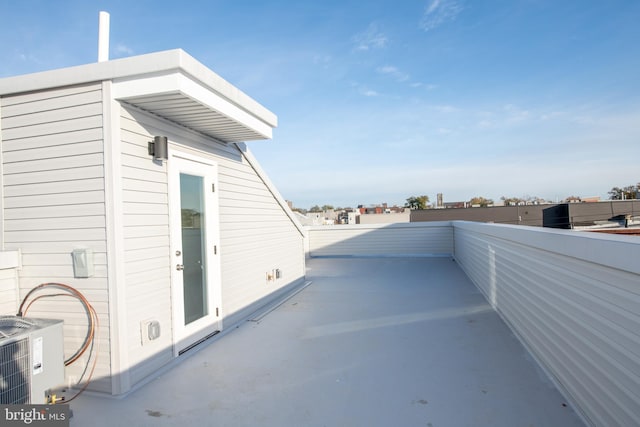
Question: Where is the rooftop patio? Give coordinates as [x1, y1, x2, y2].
[69, 256, 586, 427]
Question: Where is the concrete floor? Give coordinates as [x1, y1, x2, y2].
[69, 257, 586, 427]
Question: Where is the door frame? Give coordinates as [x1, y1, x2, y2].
[168, 149, 223, 356]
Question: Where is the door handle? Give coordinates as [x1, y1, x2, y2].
[176, 264, 184, 271]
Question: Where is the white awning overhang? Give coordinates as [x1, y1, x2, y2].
[0, 49, 277, 143]
[112, 72, 273, 142]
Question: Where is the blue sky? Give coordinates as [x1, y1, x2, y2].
[1, 1, 639, 209]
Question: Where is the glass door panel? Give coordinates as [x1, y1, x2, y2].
[180, 173, 208, 324]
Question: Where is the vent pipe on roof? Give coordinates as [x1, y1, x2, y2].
[98, 11, 110, 62]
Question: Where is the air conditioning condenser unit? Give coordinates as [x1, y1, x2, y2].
[0, 316, 64, 404]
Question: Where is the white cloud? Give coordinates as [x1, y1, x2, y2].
[16, 51, 40, 64]
[376, 65, 409, 82]
[115, 44, 134, 56]
[377, 65, 397, 74]
[503, 104, 531, 123]
[433, 104, 458, 113]
[472, 104, 532, 128]
[420, 0, 464, 31]
[352, 23, 388, 51]
[360, 88, 379, 97]
[313, 54, 332, 68]
[539, 111, 565, 121]
[350, 81, 380, 97]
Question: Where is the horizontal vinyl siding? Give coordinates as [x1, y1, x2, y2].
[119, 106, 304, 359]
[0, 268, 18, 315]
[216, 145, 304, 323]
[453, 222, 640, 427]
[119, 106, 173, 386]
[0, 83, 111, 394]
[307, 222, 453, 257]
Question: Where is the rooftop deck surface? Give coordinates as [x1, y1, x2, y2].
[70, 257, 585, 426]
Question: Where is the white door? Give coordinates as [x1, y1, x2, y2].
[169, 152, 222, 355]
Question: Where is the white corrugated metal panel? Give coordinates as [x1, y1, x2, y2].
[1, 82, 112, 394]
[109, 52, 276, 142]
[307, 222, 453, 257]
[119, 92, 268, 143]
[453, 221, 640, 427]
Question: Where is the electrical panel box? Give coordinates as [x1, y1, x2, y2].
[0, 316, 65, 404]
[72, 248, 94, 278]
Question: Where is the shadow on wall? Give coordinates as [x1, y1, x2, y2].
[305, 222, 455, 258]
[4, 271, 305, 401]
[123, 106, 244, 164]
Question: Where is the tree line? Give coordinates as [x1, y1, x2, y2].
[608, 182, 640, 200]
[293, 182, 639, 213]
[403, 181, 639, 210]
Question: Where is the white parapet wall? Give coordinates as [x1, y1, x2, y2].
[306, 222, 453, 257]
[452, 221, 640, 427]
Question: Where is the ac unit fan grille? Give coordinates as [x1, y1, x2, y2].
[0, 317, 34, 338]
[0, 337, 31, 404]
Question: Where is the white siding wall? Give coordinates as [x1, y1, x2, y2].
[453, 221, 640, 427]
[120, 108, 173, 384]
[118, 107, 173, 386]
[307, 222, 453, 257]
[0, 267, 19, 315]
[0, 84, 111, 393]
[218, 146, 305, 324]
[119, 106, 305, 386]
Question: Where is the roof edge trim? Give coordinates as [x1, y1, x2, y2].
[0, 49, 277, 130]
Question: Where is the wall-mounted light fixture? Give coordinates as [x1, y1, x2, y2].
[148, 136, 168, 161]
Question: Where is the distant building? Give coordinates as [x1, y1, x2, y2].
[543, 200, 639, 229]
[358, 203, 406, 215]
[302, 208, 361, 225]
[443, 201, 468, 209]
[412, 204, 549, 226]
[581, 196, 601, 203]
[357, 210, 410, 224]
[305, 210, 336, 225]
[355, 203, 409, 224]
[411, 200, 640, 229]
